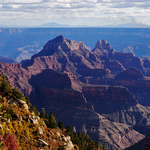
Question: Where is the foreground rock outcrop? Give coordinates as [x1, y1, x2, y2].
[0, 75, 75, 150]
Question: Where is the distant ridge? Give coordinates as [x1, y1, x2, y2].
[39, 22, 71, 28]
[39, 22, 89, 28]
[0, 22, 150, 28]
[0, 55, 17, 63]
[39, 22, 150, 28]
[104, 23, 150, 28]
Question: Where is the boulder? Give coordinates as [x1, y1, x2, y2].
[38, 139, 49, 148]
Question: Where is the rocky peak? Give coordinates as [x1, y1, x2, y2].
[95, 39, 111, 50]
[52, 35, 66, 43]
[31, 35, 87, 59]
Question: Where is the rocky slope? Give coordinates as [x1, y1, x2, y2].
[124, 132, 150, 150]
[0, 75, 76, 150]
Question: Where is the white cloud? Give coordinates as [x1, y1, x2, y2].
[1, 0, 42, 3]
[0, 0, 150, 26]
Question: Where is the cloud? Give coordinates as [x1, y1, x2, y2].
[0, 0, 150, 26]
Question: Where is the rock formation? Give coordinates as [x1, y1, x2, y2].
[22, 35, 103, 76]
[2, 35, 150, 149]
[0, 63, 32, 96]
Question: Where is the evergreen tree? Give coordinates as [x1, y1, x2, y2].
[66, 125, 72, 134]
[25, 95, 30, 106]
[32, 105, 39, 116]
[102, 143, 107, 150]
[48, 112, 57, 129]
[45, 113, 49, 120]
[78, 132, 81, 137]
[58, 121, 64, 130]
[95, 141, 99, 149]
[0, 77, 12, 96]
[45, 113, 49, 127]
[39, 108, 45, 119]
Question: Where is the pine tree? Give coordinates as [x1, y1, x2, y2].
[48, 112, 57, 129]
[25, 95, 30, 106]
[45, 113, 49, 127]
[32, 105, 39, 116]
[40, 108, 45, 119]
[58, 121, 64, 130]
[0, 77, 12, 96]
[66, 125, 72, 134]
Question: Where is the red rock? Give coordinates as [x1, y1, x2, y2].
[111, 52, 144, 71]
[104, 58, 125, 72]
[95, 39, 111, 50]
[0, 63, 32, 95]
[116, 67, 145, 80]
[22, 35, 103, 76]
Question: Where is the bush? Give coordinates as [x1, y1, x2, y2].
[3, 133, 19, 150]
[57, 146, 65, 150]
[0, 78, 12, 96]
[11, 88, 23, 99]
[0, 141, 7, 150]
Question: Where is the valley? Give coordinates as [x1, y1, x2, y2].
[1, 34, 150, 149]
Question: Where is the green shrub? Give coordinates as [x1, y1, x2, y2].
[11, 88, 23, 99]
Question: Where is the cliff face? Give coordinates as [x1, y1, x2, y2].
[0, 63, 32, 96]
[82, 85, 150, 134]
[82, 85, 137, 105]
[110, 52, 144, 71]
[114, 67, 150, 106]
[81, 66, 150, 107]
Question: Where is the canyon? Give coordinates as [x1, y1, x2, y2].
[1, 28, 150, 61]
[1, 35, 150, 149]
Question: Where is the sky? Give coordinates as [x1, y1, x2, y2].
[0, 0, 150, 27]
